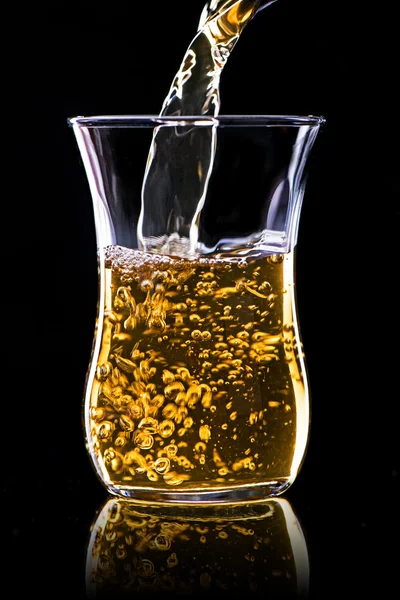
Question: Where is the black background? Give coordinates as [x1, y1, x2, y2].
[5, 1, 399, 598]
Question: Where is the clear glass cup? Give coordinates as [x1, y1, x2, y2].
[85, 496, 310, 597]
[68, 114, 325, 503]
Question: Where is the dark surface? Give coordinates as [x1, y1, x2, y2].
[5, 1, 398, 598]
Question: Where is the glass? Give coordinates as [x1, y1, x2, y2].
[68, 114, 325, 503]
[85, 496, 310, 597]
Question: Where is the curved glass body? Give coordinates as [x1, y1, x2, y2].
[69, 115, 324, 503]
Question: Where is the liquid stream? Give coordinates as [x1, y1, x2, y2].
[138, 1, 278, 255]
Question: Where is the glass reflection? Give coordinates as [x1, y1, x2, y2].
[85, 497, 309, 597]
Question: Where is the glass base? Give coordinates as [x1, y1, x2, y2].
[105, 478, 293, 506]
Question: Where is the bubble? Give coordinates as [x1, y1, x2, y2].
[231, 359, 243, 368]
[90, 407, 107, 421]
[237, 330, 249, 340]
[256, 354, 276, 364]
[155, 270, 170, 283]
[147, 316, 166, 331]
[183, 416, 194, 429]
[164, 472, 191, 486]
[127, 400, 144, 421]
[124, 450, 147, 474]
[191, 329, 202, 339]
[186, 385, 200, 407]
[97, 421, 115, 440]
[133, 430, 154, 450]
[154, 533, 171, 551]
[176, 302, 188, 312]
[162, 370, 175, 384]
[165, 444, 178, 457]
[202, 272, 215, 281]
[104, 449, 124, 473]
[158, 420, 176, 438]
[194, 442, 207, 453]
[217, 363, 230, 371]
[116, 546, 127, 560]
[199, 424, 211, 442]
[258, 281, 272, 293]
[172, 406, 186, 424]
[164, 381, 185, 399]
[147, 469, 159, 482]
[201, 391, 213, 408]
[249, 412, 258, 425]
[98, 553, 114, 572]
[215, 342, 228, 350]
[115, 434, 128, 448]
[137, 558, 155, 577]
[138, 417, 159, 433]
[119, 414, 136, 432]
[96, 362, 113, 381]
[177, 455, 192, 469]
[140, 279, 154, 292]
[232, 460, 243, 472]
[150, 457, 170, 476]
[105, 530, 118, 542]
[232, 380, 245, 387]
[218, 467, 229, 476]
[267, 253, 284, 264]
[150, 394, 165, 409]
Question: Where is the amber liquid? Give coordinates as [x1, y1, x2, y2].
[86, 245, 309, 497]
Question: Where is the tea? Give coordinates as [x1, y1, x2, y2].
[87, 244, 308, 498]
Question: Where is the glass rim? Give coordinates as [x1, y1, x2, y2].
[67, 114, 326, 128]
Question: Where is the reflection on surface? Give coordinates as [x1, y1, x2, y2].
[85, 497, 309, 597]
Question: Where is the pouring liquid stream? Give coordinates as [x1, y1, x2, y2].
[138, 0, 278, 256]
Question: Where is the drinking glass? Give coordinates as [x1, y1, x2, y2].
[68, 114, 325, 503]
